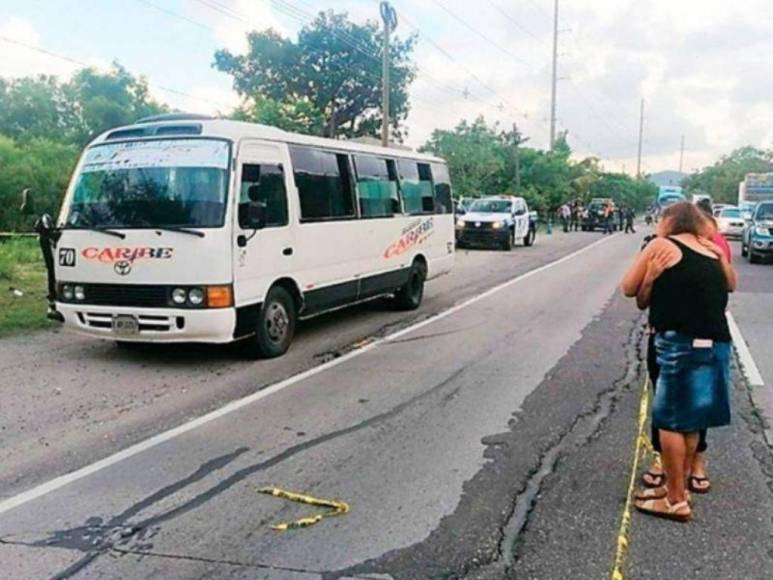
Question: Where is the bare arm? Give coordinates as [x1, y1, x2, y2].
[621, 238, 676, 297]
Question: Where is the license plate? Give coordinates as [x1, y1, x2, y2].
[112, 315, 139, 336]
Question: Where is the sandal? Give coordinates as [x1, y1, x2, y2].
[688, 476, 711, 494]
[635, 486, 692, 504]
[641, 469, 666, 488]
[634, 497, 692, 522]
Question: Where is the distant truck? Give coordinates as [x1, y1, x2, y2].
[738, 173, 773, 207]
[656, 186, 686, 209]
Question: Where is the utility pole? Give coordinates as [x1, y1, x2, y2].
[549, 0, 559, 150]
[513, 122, 530, 193]
[380, 2, 397, 147]
[636, 98, 644, 178]
[679, 135, 685, 173]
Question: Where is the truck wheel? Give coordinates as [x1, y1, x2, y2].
[523, 228, 536, 247]
[748, 249, 760, 264]
[501, 229, 514, 251]
[394, 260, 426, 310]
[248, 286, 296, 358]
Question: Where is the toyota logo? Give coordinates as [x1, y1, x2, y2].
[114, 260, 132, 276]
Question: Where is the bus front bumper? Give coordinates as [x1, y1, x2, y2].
[57, 303, 237, 343]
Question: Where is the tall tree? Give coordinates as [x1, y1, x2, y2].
[214, 10, 416, 139]
[682, 146, 772, 204]
[0, 64, 166, 146]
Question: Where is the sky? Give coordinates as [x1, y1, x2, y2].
[1, 0, 772, 175]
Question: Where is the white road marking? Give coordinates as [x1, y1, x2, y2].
[727, 311, 765, 387]
[0, 234, 619, 516]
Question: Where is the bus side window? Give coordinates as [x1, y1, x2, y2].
[289, 147, 356, 221]
[354, 155, 400, 218]
[398, 160, 434, 215]
[430, 162, 452, 214]
[239, 164, 288, 228]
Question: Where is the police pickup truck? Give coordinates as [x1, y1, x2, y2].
[455, 195, 536, 250]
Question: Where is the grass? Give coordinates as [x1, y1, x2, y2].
[0, 237, 55, 337]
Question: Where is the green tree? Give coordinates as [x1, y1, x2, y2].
[0, 76, 77, 142]
[682, 146, 772, 203]
[421, 117, 508, 196]
[0, 64, 166, 147]
[214, 10, 416, 139]
[65, 64, 167, 144]
[0, 136, 78, 230]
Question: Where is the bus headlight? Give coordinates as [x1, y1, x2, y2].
[456, 218, 466, 228]
[492, 221, 504, 229]
[73, 285, 85, 301]
[62, 284, 74, 300]
[187, 287, 205, 306]
[171, 288, 188, 305]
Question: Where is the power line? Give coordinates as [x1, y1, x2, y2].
[429, 0, 535, 69]
[135, 0, 213, 31]
[485, 0, 545, 43]
[0, 35, 234, 111]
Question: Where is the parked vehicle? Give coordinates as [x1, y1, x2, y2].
[456, 196, 475, 215]
[455, 195, 536, 250]
[581, 198, 615, 231]
[715, 206, 744, 239]
[741, 201, 773, 264]
[28, 116, 456, 357]
[739, 200, 756, 221]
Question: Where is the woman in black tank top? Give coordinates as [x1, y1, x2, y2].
[621, 202, 734, 522]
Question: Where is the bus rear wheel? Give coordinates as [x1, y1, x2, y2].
[249, 286, 296, 358]
[394, 261, 426, 310]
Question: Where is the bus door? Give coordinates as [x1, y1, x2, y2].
[233, 141, 295, 307]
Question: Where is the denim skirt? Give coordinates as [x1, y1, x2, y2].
[652, 331, 731, 432]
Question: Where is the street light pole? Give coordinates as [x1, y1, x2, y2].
[380, 2, 397, 147]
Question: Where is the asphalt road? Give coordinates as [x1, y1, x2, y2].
[1, 229, 772, 580]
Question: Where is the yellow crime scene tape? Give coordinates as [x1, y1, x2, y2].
[610, 376, 657, 580]
[257, 486, 350, 531]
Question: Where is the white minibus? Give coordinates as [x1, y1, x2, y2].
[46, 115, 455, 357]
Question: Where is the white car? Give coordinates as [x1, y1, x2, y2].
[716, 206, 745, 239]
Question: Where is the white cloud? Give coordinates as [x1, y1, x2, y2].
[0, 17, 78, 78]
[207, 0, 287, 53]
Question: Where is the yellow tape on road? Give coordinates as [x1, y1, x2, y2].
[611, 377, 653, 580]
[257, 486, 350, 531]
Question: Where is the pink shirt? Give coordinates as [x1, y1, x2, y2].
[713, 233, 732, 262]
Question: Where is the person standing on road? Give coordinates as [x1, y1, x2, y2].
[621, 202, 735, 522]
[559, 203, 571, 232]
[603, 203, 615, 235]
[617, 206, 625, 231]
[570, 201, 581, 232]
[624, 207, 636, 234]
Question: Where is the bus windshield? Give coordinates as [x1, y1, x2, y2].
[63, 139, 230, 229]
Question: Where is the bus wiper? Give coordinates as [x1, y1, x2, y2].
[153, 226, 206, 238]
[62, 225, 126, 239]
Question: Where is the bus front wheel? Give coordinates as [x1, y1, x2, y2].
[250, 286, 297, 358]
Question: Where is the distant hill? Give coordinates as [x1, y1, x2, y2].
[648, 171, 688, 188]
